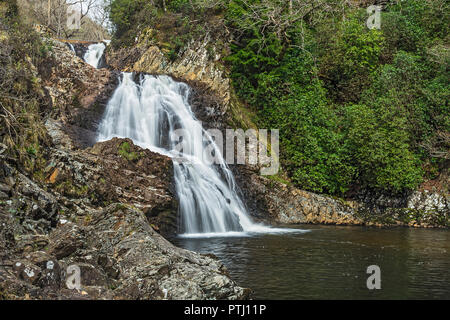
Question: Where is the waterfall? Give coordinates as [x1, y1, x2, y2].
[97, 72, 287, 237]
[83, 42, 106, 68]
[66, 43, 75, 53]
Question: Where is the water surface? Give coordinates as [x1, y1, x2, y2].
[172, 225, 450, 299]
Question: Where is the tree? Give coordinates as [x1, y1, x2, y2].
[18, 0, 107, 39]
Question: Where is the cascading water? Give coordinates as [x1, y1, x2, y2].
[97, 72, 302, 237]
[98, 74, 239, 235]
[83, 42, 106, 68]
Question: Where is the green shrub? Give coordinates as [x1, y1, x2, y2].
[118, 142, 141, 161]
[318, 13, 384, 103]
[343, 104, 423, 192]
[225, 1, 448, 196]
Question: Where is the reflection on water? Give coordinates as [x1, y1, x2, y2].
[171, 225, 450, 299]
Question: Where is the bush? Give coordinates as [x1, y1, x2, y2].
[0, 0, 52, 177]
[318, 12, 384, 103]
[343, 104, 423, 192]
[226, 1, 448, 196]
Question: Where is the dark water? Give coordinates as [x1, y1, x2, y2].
[172, 225, 450, 299]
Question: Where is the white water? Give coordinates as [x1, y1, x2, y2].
[83, 42, 106, 68]
[97, 72, 305, 237]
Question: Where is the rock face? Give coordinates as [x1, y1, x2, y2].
[45, 137, 176, 233]
[107, 35, 230, 111]
[407, 190, 449, 213]
[43, 39, 119, 148]
[235, 165, 449, 228]
[0, 199, 248, 299]
[233, 166, 362, 226]
[0, 200, 248, 299]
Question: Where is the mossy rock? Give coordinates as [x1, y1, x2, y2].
[118, 142, 142, 161]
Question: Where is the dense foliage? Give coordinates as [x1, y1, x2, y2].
[108, 0, 449, 196]
[226, 0, 448, 195]
[0, 0, 52, 178]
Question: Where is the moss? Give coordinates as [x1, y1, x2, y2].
[109, 282, 118, 290]
[84, 214, 93, 225]
[55, 180, 89, 198]
[25, 145, 37, 156]
[266, 169, 292, 186]
[355, 207, 449, 228]
[206, 45, 215, 60]
[72, 94, 82, 109]
[227, 91, 258, 131]
[118, 141, 141, 161]
[111, 203, 129, 213]
[167, 48, 178, 62]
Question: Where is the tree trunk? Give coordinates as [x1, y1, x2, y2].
[48, 0, 51, 27]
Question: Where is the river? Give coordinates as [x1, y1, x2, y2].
[172, 225, 450, 299]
